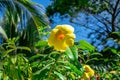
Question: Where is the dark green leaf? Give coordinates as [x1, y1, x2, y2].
[29, 54, 41, 61]
[65, 63, 83, 76]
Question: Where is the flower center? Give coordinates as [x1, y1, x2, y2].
[85, 67, 90, 73]
[56, 33, 65, 40]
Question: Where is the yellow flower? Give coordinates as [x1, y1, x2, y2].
[82, 65, 94, 79]
[48, 25, 76, 51]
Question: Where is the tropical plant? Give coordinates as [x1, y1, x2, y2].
[0, 0, 49, 47]
[0, 38, 32, 80]
[76, 40, 120, 79]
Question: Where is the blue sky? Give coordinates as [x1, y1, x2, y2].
[0, 0, 113, 51]
[31, 0, 91, 41]
[31, 0, 112, 51]
[32, 0, 51, 8]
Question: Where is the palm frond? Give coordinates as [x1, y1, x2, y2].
[0, 26, 8, 40]
[0, 0, 49, 46]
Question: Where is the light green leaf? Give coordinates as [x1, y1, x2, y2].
[111, 49, 117, 54]
[65, 45, 78, 61]
[90, 52, 103, 56]
[2, 49, 14, 57]
[11, 56, 17, 64]
[54, 71, 66, 80]
[0, 26, 8, 40]
[78, 40, 95, 52]
[17, 46, 31, 52]
[35, 40, 47, 48]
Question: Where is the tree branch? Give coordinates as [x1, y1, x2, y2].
[111, 0, 120, 32]
[92, 15, 111, 33]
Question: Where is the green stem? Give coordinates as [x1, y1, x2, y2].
[47, 52, 64, 78]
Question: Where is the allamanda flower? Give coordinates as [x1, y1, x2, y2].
[82, 65, 95, 79]
[48, 25, 76, 52]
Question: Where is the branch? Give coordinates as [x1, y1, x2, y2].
[104, 0, 114, 14]
[111, 0, 120, 32]
[115, 7, 120, 18]
[92, 15, 111, 33]
[72, 19, 107, 34]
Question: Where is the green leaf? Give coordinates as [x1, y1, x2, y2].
[65, 63, 83, 76]
[2, 49, 14, 57]
[30, 61, 39, 68]
[33, 62, 54, 75]
[0, 46, 5, 53]
[78, 40, 95, 52]
[35, 40, 48, 48]
[0, 26, 8, 40]
[111, 49, 117, 54]
[11, 56, 17, 64]
[65, 45, 78, 61]
[74, 60, 83, 72]
[90, 52, 103, 56]
[17, 46, 31, 52]
[86, 58, 99, 63]
[69, 72, 76, 80]
[112, 32, 120, 37]
[54, 71, 66, 80]
[29, 54, 42, 61]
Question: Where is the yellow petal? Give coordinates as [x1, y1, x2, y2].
[48, 29, 59, 46]
[65, 34, 76, 46]
[83, 65, 94, 77]
[66, 38, 74, 46]
[65, 34, 76, 39]
[48, 24, 76, 51]
[82, 73, 90, 79]
[53, 40, 67, 51]
[56, 25, 74, 33]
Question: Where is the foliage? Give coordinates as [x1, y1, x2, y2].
[0, 0, 120, 80]
[0, 37, 119, 79]
[46, 0, 88, 16]
[0, 38, 84, 80]
[0, 38, 32, 80]
[76, 40, 120, 79]
[0, 0, 49, 47]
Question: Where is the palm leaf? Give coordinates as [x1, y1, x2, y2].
[0, 26, 8, 40]
[0, 0, 49, 46]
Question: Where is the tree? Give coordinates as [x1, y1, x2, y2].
[0, 0, 49, 47]
[46, 0, 120, 51]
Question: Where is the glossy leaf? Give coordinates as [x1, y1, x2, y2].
[78, 40, 95, 52]
[65, 45, 78, 61]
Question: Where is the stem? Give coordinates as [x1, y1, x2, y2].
[47, 52, 64, 78]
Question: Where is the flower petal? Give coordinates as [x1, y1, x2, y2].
[48, 29, 59, 46]
[48, 24, 76, 52]
[56, 25, 74, 33]
[53, 40, 67, 51]
[65, 34, 76, 46]
[83, 65, 94, 77]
